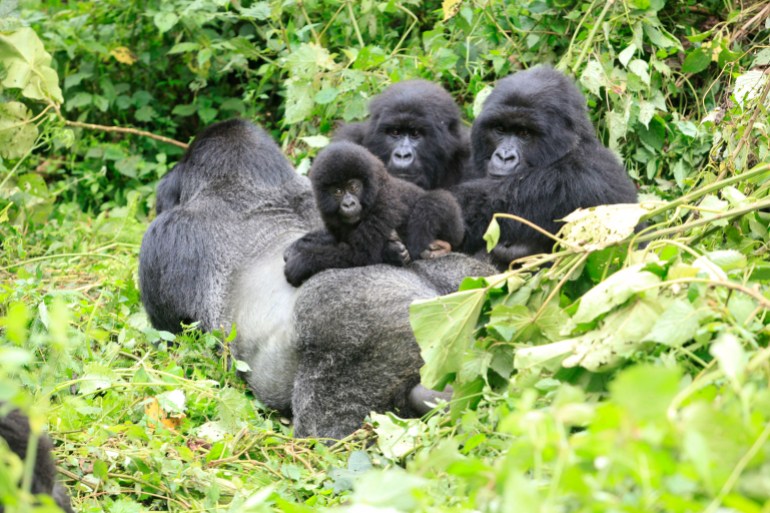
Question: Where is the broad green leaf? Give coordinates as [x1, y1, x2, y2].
[0, 101, 37, 158]
[573, 265, 660, 323]
[564, 299, 661, 371]
[314, 87, 339, 105]
[283, 81, 314, 125]
[628, 59, 650, 85]
[372, 413, 422, 459]
[153, 12, 178, 33]
[579, 60, 604, 97]
[618, 44, 637, 67]
[410, 288, 487, 388]
[700, 250, 747, 272]
[0, 27, 63, 102]
[286, 43, 335, 77]
[483, 217, 500, 252]
[514, 339, 575, 371]
[733, 69, 768, 108]
[609, 364, 681, 423]
[643, 299, 700, 347]
[682, 47, 711, 73]
[710, 333, 746, 386]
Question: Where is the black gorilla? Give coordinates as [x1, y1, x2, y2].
[334, 79, 476, 189]
[453, 66, 638, 268]
[283, 142, 465, 286]
[154, 167, 181, 215]
[139, 119, 494, 439]
[0, 406, 73, 513]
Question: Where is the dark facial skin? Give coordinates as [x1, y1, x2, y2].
[332, 178, 364, 224]
[486, 125, 534, 177]
[385, 126, 422, 171]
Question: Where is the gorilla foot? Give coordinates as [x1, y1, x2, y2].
[420, 239, 452, 259]
[408, 384, 453, 415]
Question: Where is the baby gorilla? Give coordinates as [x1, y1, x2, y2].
[284, 141, 464, 286]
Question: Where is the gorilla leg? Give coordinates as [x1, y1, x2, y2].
[406, 189, 465, 259]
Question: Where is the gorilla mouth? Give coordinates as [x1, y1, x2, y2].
[341, 213, 361, 225]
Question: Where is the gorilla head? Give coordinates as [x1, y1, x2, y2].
[336, 80, 471, 189]
[310, 142, 386, 236]
[471, 66, 596, 178]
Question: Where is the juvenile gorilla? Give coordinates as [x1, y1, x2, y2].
[454, 66, 638, 268]
[334, 80, 476, 189]
[139, 119, 494, 439]
[283, 142, 465, 286]
[0, 406, 73, 513]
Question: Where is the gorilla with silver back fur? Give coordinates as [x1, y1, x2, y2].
[139, 119, 493, 439]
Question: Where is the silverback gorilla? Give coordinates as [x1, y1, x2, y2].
[334, 80, 476, 189]
[0, 405, 73, 513]
[453, 66, 638, 268]
[283, 142, 465, 286]
[138, 119, 493, 439]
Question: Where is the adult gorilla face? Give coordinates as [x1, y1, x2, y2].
[338, 80, 472, 190]
[471, 67, 596, 179]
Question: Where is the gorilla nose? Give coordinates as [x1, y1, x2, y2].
[489, 147, 520, 177]
[341, 198, 356, 209]
[391, 149, 414, 167]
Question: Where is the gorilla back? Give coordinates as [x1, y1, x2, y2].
[139, 119, 494, 436]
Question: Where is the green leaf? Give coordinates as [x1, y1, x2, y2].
[410, 288, 487, 388]
[314, 87, 338, 105]
[284, 81, 314, 124]
[153, 12, 178, 33]
[682, 47, 711, 74]
[483, 217, 500, 252]
[0, 27, 63, 103]
[579, 60, 604, 97]
[610, 364, 681, 423]
[168, 42, 199, 55]
[573, 266, 660, 324]
[299, 135, 329, 148]
[643, 299, 700, 347]
[709, 333, 747, 386]
[0, 101, 37, 159]
[563, 299, 661, 371]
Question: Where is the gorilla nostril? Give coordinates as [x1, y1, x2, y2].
[395, 149, 413, 160]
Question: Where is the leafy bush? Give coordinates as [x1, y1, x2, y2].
[1, 0, 769, 511]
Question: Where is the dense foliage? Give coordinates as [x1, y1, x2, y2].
[1, 0, 769, 511]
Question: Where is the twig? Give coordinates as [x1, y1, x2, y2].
[50, 102, 188, 149]
[571, 0, 616, 74]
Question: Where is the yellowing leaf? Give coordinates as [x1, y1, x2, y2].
[0, 101, 38, 159]
[442, 0, 462, 21]
[560, 203, 649, 252]
[110, 46, 137, 65]
[573, 265, 660, 324]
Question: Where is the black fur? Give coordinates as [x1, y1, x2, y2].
[139, 119, 495, 439]
[0, 405, 73, 513]
[453, 66, 638, 268]
[334, 80, 475, 189]
[283, 142, 465, 286]
[155, 167, 181, 215]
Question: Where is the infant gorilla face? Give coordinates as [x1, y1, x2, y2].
[331, 178, 364, 225]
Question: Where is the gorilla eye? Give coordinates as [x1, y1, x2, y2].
[388, 128, 401, 137]
[332, 187, 344, 196]
[409, 128, 421, 138]
[515, 128, 531, 138]
[493, 125, 506, 134]
[348, 181, 360, 192]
